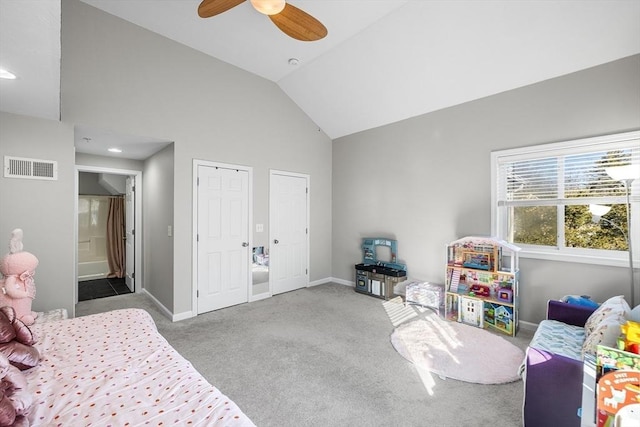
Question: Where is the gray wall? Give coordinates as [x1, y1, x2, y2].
[78, 172, 111, 195]
[0, 112, 76, 316]
[333, 55, 640, 324]
[3, 0, 635, 324]
[61, 0, 332, 316]
[78, 172, 127, 195]
[143, 144, 174, 310]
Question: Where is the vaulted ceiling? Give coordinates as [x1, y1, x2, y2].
[1, 0, 639, 147]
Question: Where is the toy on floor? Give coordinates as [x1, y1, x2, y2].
[0, 229, 38, 325]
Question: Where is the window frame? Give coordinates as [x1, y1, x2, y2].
[491, 130, 640, 268]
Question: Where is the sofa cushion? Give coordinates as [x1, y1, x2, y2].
[584, 295, 630, 335]
[582, 315, 623, 356]
[529, 319, 585, 362]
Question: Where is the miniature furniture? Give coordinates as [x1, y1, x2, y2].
[355, 264, 406, 300]
[444, 236, 520, 336]
[354, 238, 406, 300]
[523, 300, 596, 427]
[522, 296, 632, 427]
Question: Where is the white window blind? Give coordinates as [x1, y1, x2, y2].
[491, 130, 640, 267]
[497, 140, 640, 208]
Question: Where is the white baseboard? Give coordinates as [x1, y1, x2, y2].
[142, 289, 193, 322]
[519, 320, 538, 332]
[172, 310, 194, 322]
[148, 288, 271, 321]
[308, 277, 332, 287]
[330, 277, 354, 287]
[308, 277, 354, 287]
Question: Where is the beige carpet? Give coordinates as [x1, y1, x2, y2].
[390, 310, 525, 384]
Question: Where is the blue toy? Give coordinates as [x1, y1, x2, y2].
[361, 238, 406, 272]
[562, 295, 599, 309]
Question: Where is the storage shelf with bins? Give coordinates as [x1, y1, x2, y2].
[444, 236, 521, 336]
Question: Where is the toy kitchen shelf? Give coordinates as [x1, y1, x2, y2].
[354, 238, 407, 300]
[444, 236, 521, 337]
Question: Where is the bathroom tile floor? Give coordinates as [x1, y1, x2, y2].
[78, 277, 132, 301]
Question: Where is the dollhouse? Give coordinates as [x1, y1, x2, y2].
[444, 236, 521, 336]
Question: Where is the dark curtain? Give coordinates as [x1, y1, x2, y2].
[106, 196, 125, 278]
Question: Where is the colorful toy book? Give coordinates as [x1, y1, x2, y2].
[597, 345, 640, 373]
[596, 370, 640, 427]
[595, 345, 640, 426]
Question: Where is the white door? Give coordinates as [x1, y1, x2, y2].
[197, 165, 250, 313]
[270, 172, 309, 295]
[124, 176, 135, 292]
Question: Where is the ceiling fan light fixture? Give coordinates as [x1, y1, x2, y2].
[250, 0, 285, 16]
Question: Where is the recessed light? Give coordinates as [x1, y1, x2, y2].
[0, 68, 17, 80]
[288, 58, 299, 66]
[108, 148, 122, 153]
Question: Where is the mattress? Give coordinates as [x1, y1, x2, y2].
[25, 308, 255, 426]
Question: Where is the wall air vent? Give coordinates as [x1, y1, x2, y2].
[4, 156, 58, 180]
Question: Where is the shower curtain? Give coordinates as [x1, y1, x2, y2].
[106, 196, 125, 278]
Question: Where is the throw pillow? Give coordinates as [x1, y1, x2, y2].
[582, 315, 624, 356]
[584, 295, 631, 336]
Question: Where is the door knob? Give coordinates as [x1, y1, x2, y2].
[274, 239, 279, 244]
[242, 242, 249, 247]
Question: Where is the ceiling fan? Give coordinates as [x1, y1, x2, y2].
[198, 0, 328, 41]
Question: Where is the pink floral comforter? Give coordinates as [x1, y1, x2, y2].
[25, 309, 255, 426]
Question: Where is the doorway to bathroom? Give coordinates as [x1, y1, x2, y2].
[75, 165, 142, 302]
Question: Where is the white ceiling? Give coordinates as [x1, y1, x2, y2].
[74, 125, 173, 160]
[1, 0, 639, 158]
[0, 0, 60, 121]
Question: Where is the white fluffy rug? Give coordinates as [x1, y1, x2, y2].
[390, 311, 524, 384]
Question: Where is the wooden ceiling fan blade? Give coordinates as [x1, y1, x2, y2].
[198, 0, 246, 18]
[269, 3, 327, 41]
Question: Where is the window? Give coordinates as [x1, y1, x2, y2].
[491, 131, 640, 267]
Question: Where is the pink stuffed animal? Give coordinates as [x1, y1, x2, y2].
[0, 230, 38, 326]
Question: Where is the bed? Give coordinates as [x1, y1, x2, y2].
[24, 308, 255, 426]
